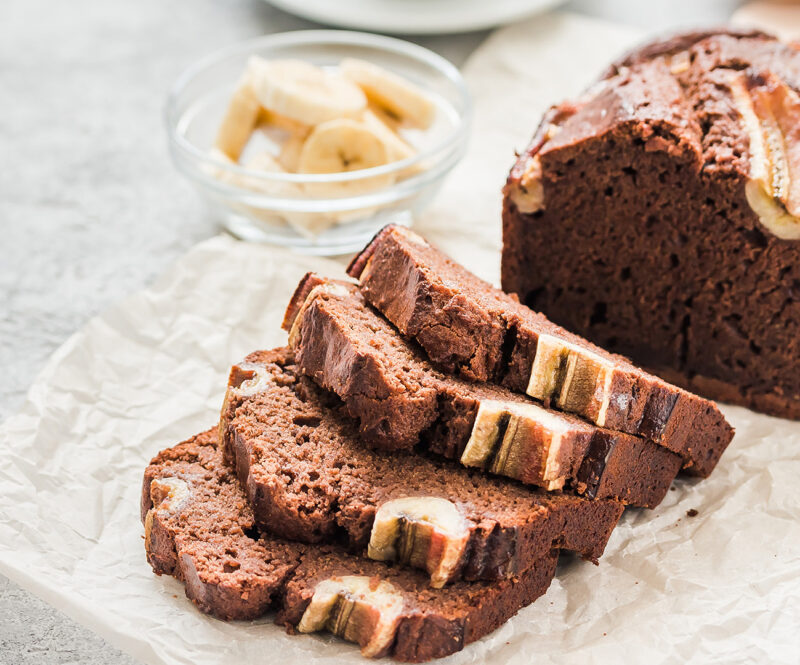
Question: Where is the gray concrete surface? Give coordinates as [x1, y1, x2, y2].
[0, 0, 741, 663]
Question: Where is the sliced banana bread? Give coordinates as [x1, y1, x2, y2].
[143, 429, 558, 661]
[284, 273, 681, 508]
[347, 225, 734, 477]
[219, 348, 622, 587]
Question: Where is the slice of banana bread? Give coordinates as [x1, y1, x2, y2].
[142, 428, 301, 621]
[143, 429, 558, 662]
[219, 348, 622, 587]
[284, 274, 681, 508]
[347, 225, 734, 477]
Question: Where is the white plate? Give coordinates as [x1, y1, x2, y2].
[264, 0, 567, 35]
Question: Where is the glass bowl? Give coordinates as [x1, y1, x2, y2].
[166, 30, 471, 255]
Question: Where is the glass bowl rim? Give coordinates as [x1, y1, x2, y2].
[165, 29, 472, 189]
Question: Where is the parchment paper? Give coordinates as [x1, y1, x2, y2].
[1, 10, 798, 665]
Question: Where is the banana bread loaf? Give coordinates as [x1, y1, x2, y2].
[502, 29, 800, 420]
[219, 347, 622, 587]
[348, 225, 734, 477]
[143, 429, 558, 661]
[284, 273, 681, 508]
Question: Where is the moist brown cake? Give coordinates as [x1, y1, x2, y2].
[502, 29, 800, 420]
[348, 225, 734, 477]
[143, 429, 558, 661]
[142, 428, 301, 621]
[284, 273, 681, 508]
[219, 348, 622, 587]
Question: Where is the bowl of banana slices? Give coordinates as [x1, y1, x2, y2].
[166, 31, 471, 254]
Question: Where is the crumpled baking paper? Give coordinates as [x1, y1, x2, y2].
[1, 10, 799, 665]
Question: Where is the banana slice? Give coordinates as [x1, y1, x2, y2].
[730, 72, 800, 239]
[256, 92, 311, 172]
[251, 59, 367, 126]
[203, 148, 238, 182]
[206, 148, 293, 193]
[206, 149, 336, 235]
[245, 150, 336, 237]
[244, 151, 285, 174]
[298, 118, 395, 200]
[244, 153, 333, 235]
[258, 107, 310, 137]
[214, 73, 262, 160]
[298, 118, 390, 174]
[361, 109, 415, 163]
[230, 150, 287, 192]
[278, 132, 307, 172]
[340, 58, 435, 130]
[368, 102, 402, 134]
[204, 150, 288, 230]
